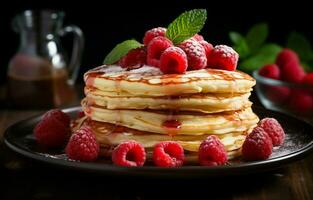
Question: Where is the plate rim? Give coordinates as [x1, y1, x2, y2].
[4, 106, 313, 177]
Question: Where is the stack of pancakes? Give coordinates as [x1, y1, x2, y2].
[77, 65, 259, 161]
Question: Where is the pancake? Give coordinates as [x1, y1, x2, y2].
[72, 118, 249, 160]
[79, 64, 258, 162]
[82, 99, 259, 135]
[84, 65, 256, 96]
[85, 86, 252, 113]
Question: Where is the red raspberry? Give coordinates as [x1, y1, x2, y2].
[275, 49, 305, 83]
[198, 135, 228, 166]
[65, 126, 100, 161]
[276, 48, 300, 67]
[118, 47, 146, 68]
[178, 39, 207, 70]
[259, 118, 285, 146]
[302, 73, 313, 95]
[266, 86, 290, 104]
[112, 140, 146, 167]
[159, 47, 188, 74]
[288, 90, 313, 115]
[199, 40, 214, 59]
[192, 34, 204, 41]
[34, 109, 71, 148]
[147, 36, 173, 67]
[280, 60, 305, 83]
[43, 109, 71, 127]
[259, 64, 280, 79]
[207, 45, 239, 71]
[153, 141, 184, 167]
[302, 73, 313, 85]
[143, 27, 167, 45]
[77, 111, 85, 118]
[242, 127, 273, 161]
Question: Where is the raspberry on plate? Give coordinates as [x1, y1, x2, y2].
[77, 111, 85, 118]
[302, 73, 313, 85]
[34, 109, 71, 148]
[112, 140, 146, 167]
[147, 36, 173, 68]
[43, 109, 71, 127]
[242, 127, 273, 161]
[259, 118, 285, 146]
[153, 141, 185, 167]
[143, 27, 167, 45]
[65, 126, 100, 161]
[118, 47, 147, 68]
[178, 38, 207, 70]
[159, 46, 188, 74]
[259, 64, 280, 79]
[207, 45, 239, 71]
[198, 135, 228, 166]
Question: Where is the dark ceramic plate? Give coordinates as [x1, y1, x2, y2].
[4, 106, 313, 178]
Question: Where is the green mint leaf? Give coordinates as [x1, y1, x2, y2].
[301, 62, 313, 72]
[258, 43, 282, 56]
[239, 43, 282, 73]
[234, 42, 250, 59]
[246, 23, 268, 54]
[229, 32, 244, 45]
[166, 9, 207, 44]
[287, 32, 313, 61]
[103, 39, 143, 65]
[229, 31, 250, 58]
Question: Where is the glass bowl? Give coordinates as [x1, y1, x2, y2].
[253, 70, 313, 123]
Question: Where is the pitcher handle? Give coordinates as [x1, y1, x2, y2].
[59, 25, 84, 85]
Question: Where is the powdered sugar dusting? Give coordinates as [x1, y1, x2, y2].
[150, 27, 166, 34]
[39, 153, 68, 160]
[270, 130, 308, 157]
[256, 108, 313, 159]
[214, 45, 239, 61]
[93, 65, 122, 73]
[179, 38, 207, 69]
[86, 65, 162, 78]
[129, 65, 162, 74]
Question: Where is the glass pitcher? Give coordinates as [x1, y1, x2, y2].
[7, 10, 84, 109]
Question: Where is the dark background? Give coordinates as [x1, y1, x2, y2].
[1, 0, 312, 84]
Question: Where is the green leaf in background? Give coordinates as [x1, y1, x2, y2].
[103, 40, 143, 65]
[229, 32, 250, 58]
[166, 9, 207, 44]
[229, 32, 244, 45]
[287, 32, 313, 61]
[239, 43, 282, 73]
[301, 62, 313, 72]
[246, 23, 268, 54]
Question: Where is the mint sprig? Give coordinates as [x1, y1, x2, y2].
[229, 23, 282, 73]
[229, 31, 249, 58]
[166, 9, 207, 45]
[103, 39, 143, 65]
[246, 23, 268, 54]
[287, 32, 313, 61]
[239, 44, 282, 73]
[287, 32, 313, 72]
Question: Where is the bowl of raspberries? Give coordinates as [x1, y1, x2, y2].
[253, 48, 313, 122]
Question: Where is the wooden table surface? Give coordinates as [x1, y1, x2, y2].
[1, 104, 313, 199]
